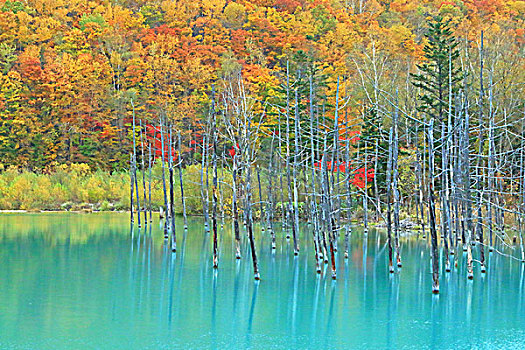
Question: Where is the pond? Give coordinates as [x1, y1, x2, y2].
[0, 213, 524, 349]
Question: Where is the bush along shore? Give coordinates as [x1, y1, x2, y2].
[0, 161, 418, 229]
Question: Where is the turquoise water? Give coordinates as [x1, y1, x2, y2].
[0, 213, 524, 349]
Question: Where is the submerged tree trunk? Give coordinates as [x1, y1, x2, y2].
[232, 152, 242, 259]
[292, 85, 301, 255]
[393, 107, 402, 268]
[246, 164, 260, 280]
[428, 120, 440, 293]
[267, 133, 276, 250]
[160, 118, 169, 239]
[140, 120, 148, 226]
[211, 88, 219, 268]
[168, 127, 177, 252]
[415, 126, 426, 238]
[130, 152, 134, 226]
[200, 135, 210, 233]
[309, 74, 321, 271]
[386, 127, 394, 273]
[285, 64, 298, 253]
[363, 141, 369, 234]
[131, 99, 141, 228]
[148, 139, 152, 224]
[257, 166, 264, 229]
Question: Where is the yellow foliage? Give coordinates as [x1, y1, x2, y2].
[223, 2, 246, 28]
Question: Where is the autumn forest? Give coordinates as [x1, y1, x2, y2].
[0, 0, 522, 169]
[1, 1, 525, 346]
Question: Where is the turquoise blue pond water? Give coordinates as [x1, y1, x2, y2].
[1, 213, 524, 349]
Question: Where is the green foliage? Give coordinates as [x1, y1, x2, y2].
[1, 0, 27, 14]
[140, 5, 163, 27]
[79, 13, 107, 31]
[360, 107, 389, 192]
[311, 5, 337, 39]
[0, 162, 235, 215]
[0, 164, 129, 211]
[410, 15, 462, 122]
[0, 43, 16, 74]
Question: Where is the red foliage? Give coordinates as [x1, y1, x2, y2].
[314, 160, 374, 189]
[351, 167, 375, 189]
[140, 123, 178, 159]
[228, 143, 240, 158]
[274, 0, 302, 12]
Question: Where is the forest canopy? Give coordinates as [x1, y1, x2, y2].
[0, 0, 523, 171]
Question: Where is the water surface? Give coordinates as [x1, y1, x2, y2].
[1, 213, 524, 349]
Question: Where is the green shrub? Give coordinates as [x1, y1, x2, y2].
[0, 162, 282, 214]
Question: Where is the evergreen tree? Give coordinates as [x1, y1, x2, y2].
[411, 15, 462, 124]
[360, 106, 388, 191]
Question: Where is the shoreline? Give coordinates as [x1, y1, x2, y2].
[0, 209, 134, 213]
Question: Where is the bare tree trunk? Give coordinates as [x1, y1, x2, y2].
[428, 120, 440, 293]
[168, 127, 177, 252]
[257, 166, 264, 229]
[160, 118, 169, 239]
[246, 164, 260, 280]
[245, 116, 260, 280]
[441, 120, 450, 272]
[393, 107, 402, 268]
[487, 63, 495, 253]
[140, 120, 148, 226]
[344, 135, 353, 260]
[292, 84, 301, 255]
[308, 75, 321, 272]
[178, 133, 188, 230]
[131, 99, 141, 228]
[148, 139, 152, 223]
[232, 153, 242, 259]
[374, 138, 380, 222]
[462, 95, 475, 278]
[211, 99, 219, 268]
[267, 133, 276, 249]
[285, 63, 298, 254]
[415, 125, 426, 237]
[321, 149, 337, 279]
[130, 152, 134, 225]
[364, 141, 369, 234]
[386, 127, 394, 273]
[518, 116, 525, 263]
[200, 135, 209, 232]
[278, 113, 286, 231]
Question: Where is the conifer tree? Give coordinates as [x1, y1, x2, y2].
[411, 15, 462, 125]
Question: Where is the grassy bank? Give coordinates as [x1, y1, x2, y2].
[0, 163, 233, 213]
[0, 163, 418, 224]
